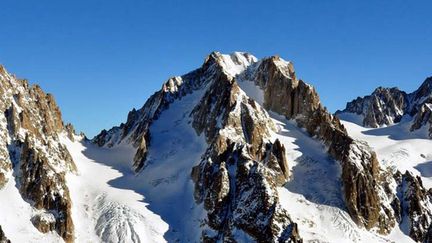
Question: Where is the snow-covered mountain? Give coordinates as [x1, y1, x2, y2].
[336, 78, 432, 242]
[337, 77, 432, 137]
[1, 52, 432, 242]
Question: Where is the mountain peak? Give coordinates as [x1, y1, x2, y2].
[204, 51, 258, 77]
[413, 76, 432, 101]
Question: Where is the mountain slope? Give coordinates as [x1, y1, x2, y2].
[62, 136, 169, 243]
[0, 65, 76, 242]
[338, 77, 432, 242]
[340, 117, 432, 242]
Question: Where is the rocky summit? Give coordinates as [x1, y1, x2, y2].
[1, 52, 432, 243]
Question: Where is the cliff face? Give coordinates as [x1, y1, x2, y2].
[339, 87, 408, 128]
[190, 54, 299, 242]
[228, 55, 394, 233]
[391, 171, 432, 242]
[338, 77, 432, 241]
[338, 77, 432, 138]
[0, 65, 76, 242]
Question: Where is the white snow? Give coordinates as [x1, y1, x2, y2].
[340, 115, 432, 189]
[270, 112, 414, 243]
[62, 81, 208, 242]
[337, 112, 365, 126]
[218, 52, 257, 77]
[237, 77, 265, 106]
[63, 137, 168, 243]
[0, 172, 64, 243]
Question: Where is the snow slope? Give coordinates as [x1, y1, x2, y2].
[63, 137, 168, 243]
[63, 82, 208, 242]
[339, 114, 432, 189]
[0, 171, 63, 243]
[270, 114, 414, 243]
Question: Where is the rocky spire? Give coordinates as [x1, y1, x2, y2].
[190, 55, 298, 241]
[390, 171, 432, 242]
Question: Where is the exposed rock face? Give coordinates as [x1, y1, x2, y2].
[391, 171, 432, 242]
[65, 123, 76, 141]
[337, 78, 432, 240]
[20, 136, 74, 241]
[342, 142, 394, 232]
[338, 87, 408, 128]
[238, 55, 395, 234]
[338, 77, 432, 137]
[425, 224, 432, 243]
[411, 103, 432, 137]
[0, 65, 75, 242]
[255, 56, 320, 118]
[0, 226, 10, 243]
[93, 71, 209, 172]
[190, 54, 298, 241]
[31, 212, 57, 233]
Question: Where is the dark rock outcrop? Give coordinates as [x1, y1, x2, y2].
[392, 171, 432, 242]
[337, 87, 408, 128]
[65, 123, 76, 141]
[20, 136, 74, 242]
[0, 226, 10, 243]
[411, 103, 432, 137]
[0, 65, 76, 242]
[240, 55, 394, 233]
[425, 224, 432, 243]
[191, 53, 298, 241]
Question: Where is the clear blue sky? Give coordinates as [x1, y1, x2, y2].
[1, 1, 431, 137]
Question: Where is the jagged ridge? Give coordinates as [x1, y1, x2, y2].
[337, 77, 432, 138]
[0, 65, 76, 242]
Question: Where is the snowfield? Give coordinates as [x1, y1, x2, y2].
[63, 137, 168, 243]
[63, 82, 208, 243]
